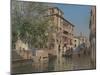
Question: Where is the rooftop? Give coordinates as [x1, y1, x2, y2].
[48, 7, 75, 27]
[54, 14, 75, 27]
[48, 7, 64, 15]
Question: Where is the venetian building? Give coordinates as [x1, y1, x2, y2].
[47, 7, 64, 56]
[47, 7, 74, 56]
[62, 17, 74, 51]
[89, 6, 96, 68]
[73, 36, 80, 50]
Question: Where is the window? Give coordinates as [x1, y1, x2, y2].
[75, 40, 76, 42]
[43, 57, 48, 59]
[63, 31, 68, 35]
[75, 44, 76, 47]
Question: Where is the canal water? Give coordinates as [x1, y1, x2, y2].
[12, 50, 93, 74]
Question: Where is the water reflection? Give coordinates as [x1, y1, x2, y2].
[31, 51, 92, 72]
[12, 49, 93, 74]
[32, 61, 48, 72]
[48, 56, 73, 71]
[32, 55, 74, 72]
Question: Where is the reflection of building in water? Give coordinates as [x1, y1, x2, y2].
[32, 60, 48, 72]
[32, 49, 48, 72]
[89, 6, 96, 68]
[47, 7, 74, 56]
[32, 49, 48, 62]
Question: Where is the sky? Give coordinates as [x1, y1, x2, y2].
[54, 3, 92, 38]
